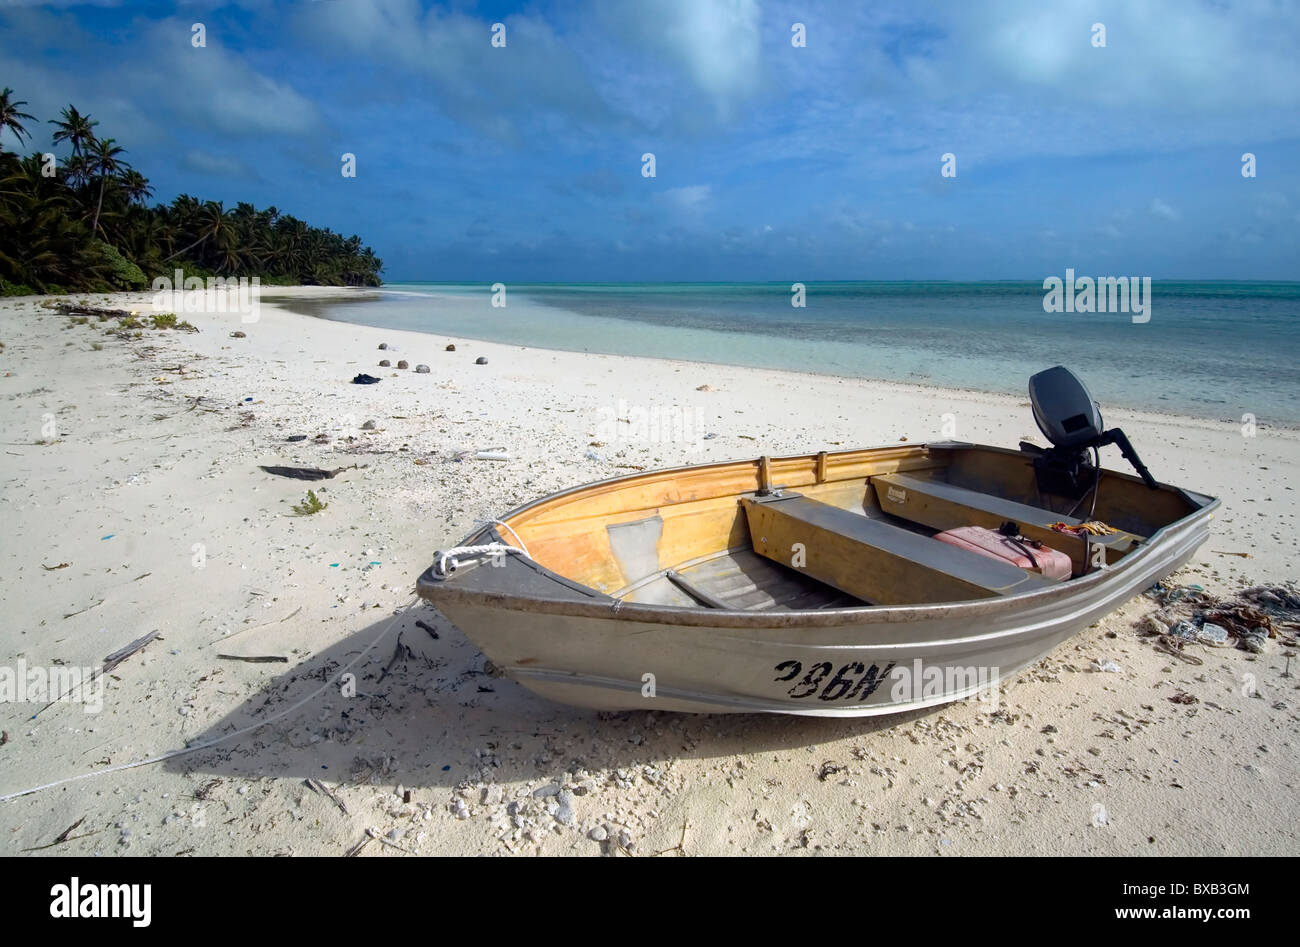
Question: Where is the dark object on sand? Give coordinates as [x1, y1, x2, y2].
[475, 356, 489, 365]
[286, 434, 308, 442]
[415, 364, 430, 373]
[378, 359, 391, 367]
[397, 360, 409, 370]
[352, 373, 381, 384]
[217, 653, 289, 663]
[259, 464, 358, 481]
[103, 630, 161, 674]
[378, 342, 389, 350]
[230, 331, 247, 338]
[445, 344, 456, 351]
[57, 303, 129, 319]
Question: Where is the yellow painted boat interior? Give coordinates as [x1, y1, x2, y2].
[494, 444, 1200, 610]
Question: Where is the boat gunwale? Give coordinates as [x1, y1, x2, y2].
[418, 441, 1219, 629]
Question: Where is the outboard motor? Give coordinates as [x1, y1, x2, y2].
[1021, 366, 1158, 498]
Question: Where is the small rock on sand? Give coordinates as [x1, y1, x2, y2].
[361, 420, 377, 431]
[414, 364, 430, 373]
[397, 360, 409, 370]
[445, 344, 456, 351]
[475, 356, 489, 365]
[230, 331, 246, 338]
[378, 342, 388, 350]
[378, 359, 390, 367]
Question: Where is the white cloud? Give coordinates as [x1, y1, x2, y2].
[663, 184, 712, 210]
[1149, 197, 1181, 221]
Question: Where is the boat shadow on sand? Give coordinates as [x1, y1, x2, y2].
[163, 603, 946, 791]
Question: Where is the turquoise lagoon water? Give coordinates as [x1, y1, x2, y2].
[285, 281, 1300, 424]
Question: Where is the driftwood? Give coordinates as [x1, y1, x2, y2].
[103, 630, 161, 673]
[304, 778, 349, 816]
[216, 653, 288, 664]
[57, 303, 129, 318]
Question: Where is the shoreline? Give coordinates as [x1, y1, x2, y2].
[269, 286, 1300, 432]
[1, 287, 1296, 856]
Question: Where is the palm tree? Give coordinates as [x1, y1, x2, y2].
[0, 88, 36, 152]
[49, 105, 98, 159]
[87, 136, 128, 238]
[163, 200, 233, 263]
[120, 169, 153, 206]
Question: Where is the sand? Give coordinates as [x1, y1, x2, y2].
[0, 287, 1296, 856]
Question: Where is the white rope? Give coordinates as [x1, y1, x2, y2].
[433, 519, 532, 577]
[434, 543, 531, 576]
[0, 597, 418, 803]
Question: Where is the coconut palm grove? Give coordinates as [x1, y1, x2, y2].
[0, 88, 383, 295]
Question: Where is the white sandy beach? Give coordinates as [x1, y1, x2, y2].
[0, 287, 1296, 856]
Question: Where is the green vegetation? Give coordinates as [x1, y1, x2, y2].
[0, 89, 383, 295]
[291, 490, 328, 516]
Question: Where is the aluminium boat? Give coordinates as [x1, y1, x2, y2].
[416, 367, 1217, 716]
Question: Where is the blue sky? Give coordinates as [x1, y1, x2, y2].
[2, 0, 1299, 281]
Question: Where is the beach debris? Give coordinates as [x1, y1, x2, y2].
[1168, 690, 1199, 705]
[259, 464, 361, 480]
[304, 777, 349, 815]
[230, 331, 246, 338]
[378, 359, 391, 367]
[415, 619, 439, 640]
[696, 384, 715, 391]
[469, 448, 509, 461]
[285, 434, 307, 442]
[21, 816, 95, 852]
[1243, 632, 1268, 654]
[1195, 622, 1230, 646]
[291, 490, 328, 516]
[351, 373, 381, 384]
[103, 630, 161, 674]
[1138, 615, 1168, 636]
[445, 344, 456, 351]
[817, 760, 846, 781]
[414, 364, 430, 373]
[56, 303, 129, 319]
[216, 653, 289, 663]
[1168, 621, 1197, 641]
[343, 835, 372, 857]
[62, 599, 104, 619]
[1153, 635, 1203, 665]
[378, 343, 389, 350]
[397, 360, 409, 370]
[42, 562, 71, 571]
[1090, 658, 1122, 672]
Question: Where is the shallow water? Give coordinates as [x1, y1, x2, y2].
[281, 281, 1300, 423]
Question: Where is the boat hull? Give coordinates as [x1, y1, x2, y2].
[422, 502, 1212, 716]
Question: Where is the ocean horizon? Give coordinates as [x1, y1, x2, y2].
[278, 280, 1300, 424]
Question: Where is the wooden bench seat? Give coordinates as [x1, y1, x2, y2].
[871, 472, 1143, 572]
[741, 492, 1054, 606]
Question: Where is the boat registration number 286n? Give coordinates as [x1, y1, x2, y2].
[773, 660, 896, 702]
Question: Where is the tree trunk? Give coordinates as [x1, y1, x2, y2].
[91, 175, 106, 239]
